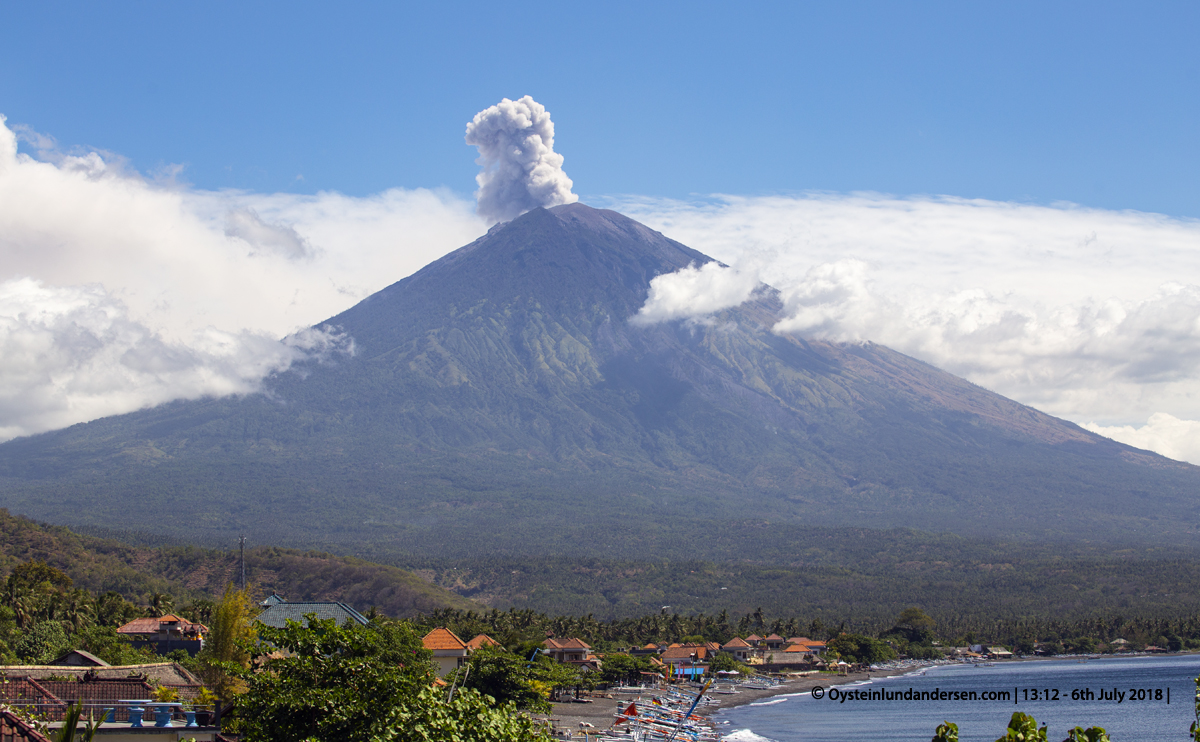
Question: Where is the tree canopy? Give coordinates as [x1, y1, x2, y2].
[233, 615, 549, 742]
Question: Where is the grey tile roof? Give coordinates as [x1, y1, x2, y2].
[254, 601, 370, 628]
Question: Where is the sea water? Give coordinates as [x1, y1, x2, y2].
[716, 655, 1200, 741]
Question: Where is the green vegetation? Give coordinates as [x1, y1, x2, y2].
[446, 644, 581, 713]
[196, 584, 257, 700]
[415, 547, 1200, 624]
[0, 508, 476, 619]
[234, 615, 548, 742]
[826, 633, 897, 664]
[932, 711, 1110, 742]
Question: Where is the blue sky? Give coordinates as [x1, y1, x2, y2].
[2, 1, 1197, 216]
[3, 1, 1200, 463]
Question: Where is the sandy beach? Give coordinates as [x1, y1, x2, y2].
[537, 669, 915, 737]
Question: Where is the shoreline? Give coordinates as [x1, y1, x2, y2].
[538, 669, 915, 736]
[537, 653, 1194, 736]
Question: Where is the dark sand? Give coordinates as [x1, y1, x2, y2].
[537, 669, 915, 738]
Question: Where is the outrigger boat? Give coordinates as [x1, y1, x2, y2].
[603, 681, 721, 742]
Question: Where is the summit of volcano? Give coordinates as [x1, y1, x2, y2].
[0, 203, 1195, 558]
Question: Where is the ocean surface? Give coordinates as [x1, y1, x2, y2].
[715, 655, 1200, 741]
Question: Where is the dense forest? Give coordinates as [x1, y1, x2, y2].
[0, 508, 476, 618]
[5, 506, 1200, 670]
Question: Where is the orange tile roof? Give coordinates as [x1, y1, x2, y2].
[422, 627, 467, 651]
[722, 637, 751, 648]
[745, 634, 763, 641]
[765, 634, 784, 641]
[544, 637, 591, 650]
[116, 615, 207, 636]
[661, 647, 701, 661]
[466, 633, 500, 650]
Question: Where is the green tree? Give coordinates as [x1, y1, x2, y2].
[94, 592, 142, 628]
[197, 584, 257, 700]
[598, 653, 652, 685]
[148, 593, 174, 617]
[73, 625, 154, 665]
[235, 616, 548, 742]
[891, 606, 936, 644]
[994, 712, 1047, 741]
[706, 652, 749, 676]
[826, 634, 897, 665]
[52, 702, 102, 742]
[14, 619, 70, 664]
[0, 605, 19, 662]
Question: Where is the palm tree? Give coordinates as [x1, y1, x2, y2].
[148, 593, 174, 617]
[62, 589, 95, 633]
[54, 703, 102, 742]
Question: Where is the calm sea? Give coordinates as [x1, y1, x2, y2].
[715, 655, 1200, 741]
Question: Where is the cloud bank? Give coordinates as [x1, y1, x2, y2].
[7, 110, 1200, 467]
[633, 261, 758, 326]
[466, 96, 577, 224]
[613, 194, 1200, 464]
[0, 114, 485, 441]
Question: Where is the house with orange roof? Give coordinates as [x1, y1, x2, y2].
[631, 642, 661, 656]
[661, 643, 711, 679]
[465, 633, 501, 651]
[721, 636, 753, 662]
[116, 614, 208, 656]
[782, 643, 816, 660]
[422, 628, 470, 676]
[542, 637, 597, 665]
[801, 640, 826, 656]
[764, 634, 786, 650]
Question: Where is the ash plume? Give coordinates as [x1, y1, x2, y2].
[466, 96, 577, 224]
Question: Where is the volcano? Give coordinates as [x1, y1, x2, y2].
[1, 204, 1196, 557]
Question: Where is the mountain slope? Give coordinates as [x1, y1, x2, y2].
[0, 509, 478, 616]
[0, 204, 1197, 557]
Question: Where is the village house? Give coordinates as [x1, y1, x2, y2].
[255, 593, 370, 628]
[115, 614, 208, 656]
[422, 628, 471, 676]
[465, 633, 501, 651]
[660, 642, 719, 679]
[542, 637, 602, 671]
[630, 642, 662, 656]
[720, 636, 753, 662]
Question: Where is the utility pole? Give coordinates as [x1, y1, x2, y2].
[239, 535, 246, 591]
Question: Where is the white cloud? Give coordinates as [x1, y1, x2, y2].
[1084, 414, 1200, 465]
[0, 277, 352, 440]
[465, 96, 577, 224]
[632, 261, 758, 326]
[0, 114, 485, 441]
[7, 111, 1200, 467]
[613, 193, 1200, 464]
